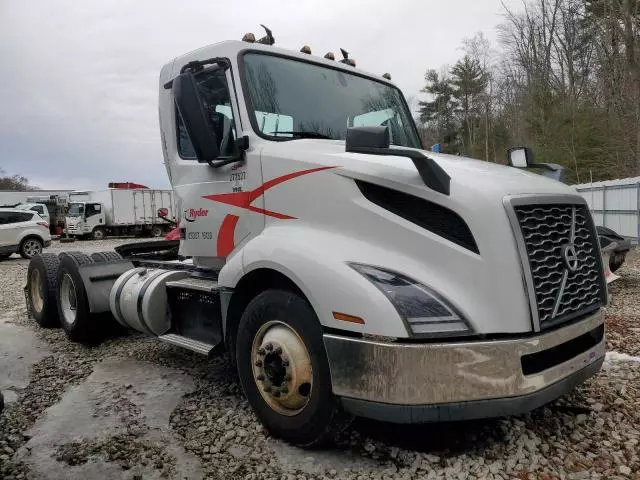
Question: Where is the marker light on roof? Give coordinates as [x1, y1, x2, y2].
[300, 45, 311, 54]
[242, 32, 256, 43]
[383, 73, 391, 80]
[324, 52, 335, 60]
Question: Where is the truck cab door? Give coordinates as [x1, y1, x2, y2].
[167, 65, 263, 264]
[84, 203, 104, 232]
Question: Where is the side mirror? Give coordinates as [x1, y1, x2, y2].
[507, 146, 534, 168]
[173, 72, 220, 162]
[345, 126, 390, 152]
[157, 207, 176, 227]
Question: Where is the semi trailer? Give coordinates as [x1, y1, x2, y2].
[25, 31, 607, 446]
[65, 188, 176, 239]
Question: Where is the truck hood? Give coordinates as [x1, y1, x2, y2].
[268, 140, 573, 201]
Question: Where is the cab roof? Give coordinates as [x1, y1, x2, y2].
[160, 40, 395, 88]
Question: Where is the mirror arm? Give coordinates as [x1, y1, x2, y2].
[206, 136, 249, 168]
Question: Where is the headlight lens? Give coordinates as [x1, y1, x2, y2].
[350, 263, 472, 337]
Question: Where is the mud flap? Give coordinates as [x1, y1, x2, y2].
[77, 260, 134, 313]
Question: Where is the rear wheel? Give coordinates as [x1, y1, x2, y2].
[20, 237, 43, 259]
[56, 252, 97, 343]
[150, 225, 164, 238]
[90, 251, 122, 263]
[236, 290, 350, 446]
[26, 253, 61, 327]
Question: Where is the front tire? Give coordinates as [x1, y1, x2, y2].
[26, 253, 61, 327]
[56, 252, 97, 343]
[92, 228, 106, 240]
[236, 290, 350, 446]
[20, 237, 43, 259]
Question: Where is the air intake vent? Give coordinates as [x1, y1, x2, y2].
[355, 180, 478, 253]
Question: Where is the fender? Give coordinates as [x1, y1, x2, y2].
[218, 224, 410, 338]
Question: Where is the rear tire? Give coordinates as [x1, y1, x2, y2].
[56, 252, 98, 343]
[90, 251, 122, 263]
[150, 225, 164, 238]
[26, 253, 61, 327]
[236, 290, 351, 447]
[20, 237, 43, 259]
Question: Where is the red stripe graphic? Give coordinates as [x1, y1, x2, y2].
[203, 166, 336, 218]
[217, 214, 239, 257]
[204, 166, 337, 256]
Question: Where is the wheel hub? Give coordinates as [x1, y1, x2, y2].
[60, 273, 78, 325]
[29, 269, 44, 313]
[251, 321, 312, 416]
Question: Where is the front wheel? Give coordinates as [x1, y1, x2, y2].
[236, 290, 350, 446]
[92, 228, 106, 240]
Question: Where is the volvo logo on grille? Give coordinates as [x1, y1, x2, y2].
[562, 244, 579, 272]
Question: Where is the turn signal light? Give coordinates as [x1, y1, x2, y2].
[333, 312, 365, 324]
[37, 221, 49, 229]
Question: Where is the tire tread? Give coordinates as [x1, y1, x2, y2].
[27, 253, 61, 327]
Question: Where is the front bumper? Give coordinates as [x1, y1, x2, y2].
[324, 309, 605, 423]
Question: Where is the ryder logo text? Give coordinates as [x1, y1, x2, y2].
[183, 208, 209, 223]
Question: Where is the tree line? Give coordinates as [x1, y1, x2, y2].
[417, 0, 640, 184]
[0, 168, 37, 191]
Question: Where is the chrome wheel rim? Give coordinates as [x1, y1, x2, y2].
[251, 321, 313, 416]
[60, 273, 78, 326]
[23, 240, 41, 258]
[29, 269, 44, 313]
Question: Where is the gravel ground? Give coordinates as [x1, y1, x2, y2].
[1, 240, 639, 480]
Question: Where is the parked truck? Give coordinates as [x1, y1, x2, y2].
[65, 188, 176, 239]
[24, 31, 607, 446]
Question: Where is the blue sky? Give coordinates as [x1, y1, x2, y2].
[0, 0, 520, 190]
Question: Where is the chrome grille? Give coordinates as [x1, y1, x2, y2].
[513, 203, 604, 329]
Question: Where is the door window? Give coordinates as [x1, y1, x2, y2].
[85, 204, 101, 217]
[177, 69, 236, 159]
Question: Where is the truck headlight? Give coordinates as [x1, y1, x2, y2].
[349, 263, 472, 337]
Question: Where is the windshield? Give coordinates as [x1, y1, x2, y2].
[67, 203, 84, 217]
[242, 53, 421, 148]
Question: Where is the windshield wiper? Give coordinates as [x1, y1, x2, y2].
[273, 131, 332, 139]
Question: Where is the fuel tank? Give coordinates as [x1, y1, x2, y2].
[109, 267, 188, 335]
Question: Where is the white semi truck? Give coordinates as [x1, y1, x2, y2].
[25, 31, 607, 446]
[65, 188, 176, 239]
